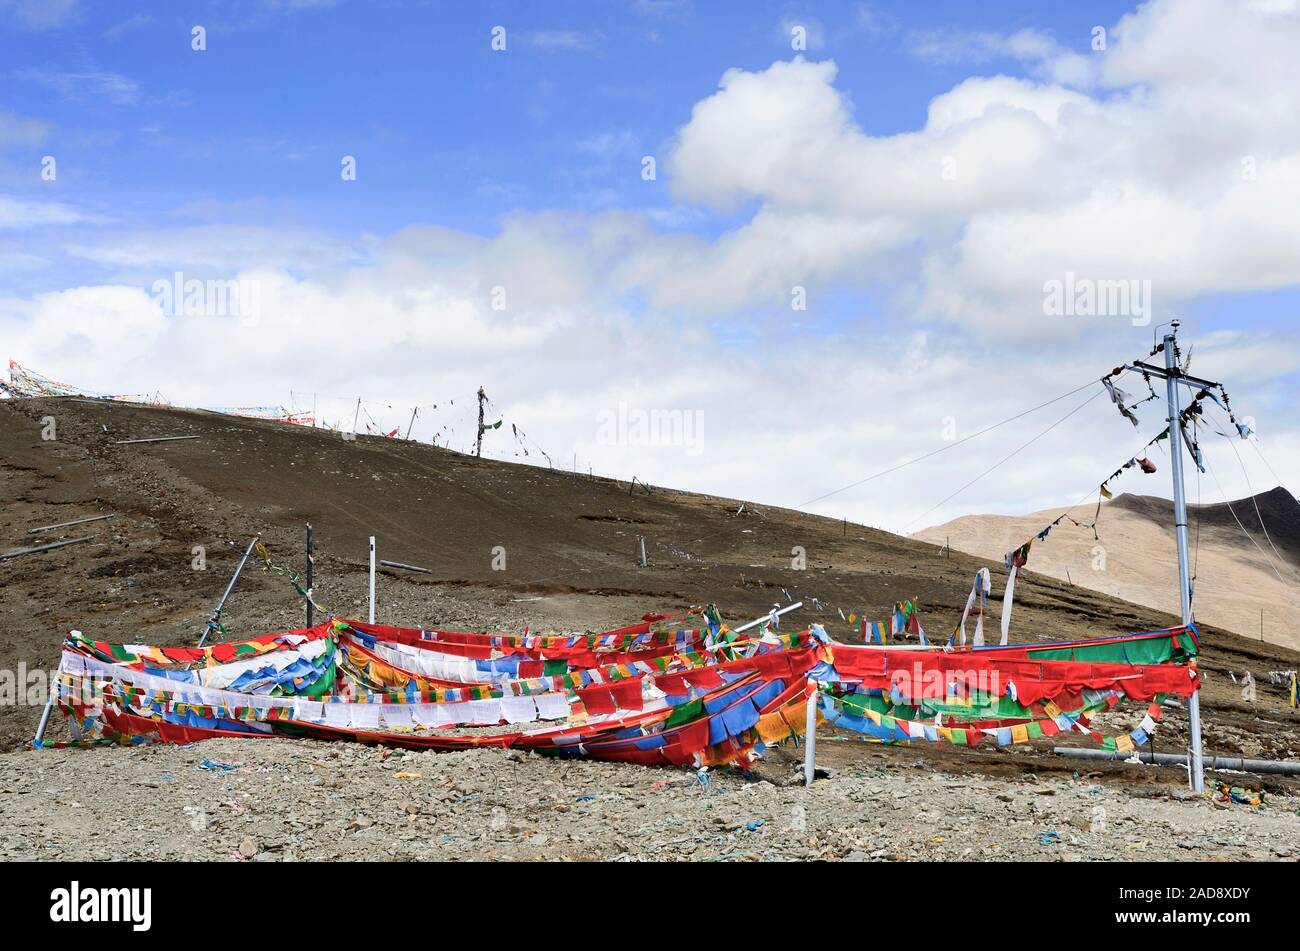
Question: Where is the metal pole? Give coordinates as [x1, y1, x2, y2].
[32, 688, 55, 748]
[1, 535, 97, 561]
[804, 679, 817, 786]
[198, 533, 261, 647]
[27, 513, 114, 534]
[368, 535, 376, 624]
[1053, 747, 1300, 775]
[1164, 325, 1204, 793]
[305, 523, 314, 628]
[379, 559, 431, 573]
[638, 535, 647, 567]
[731, 601, 803, 634]
[112, 435, 199, 445]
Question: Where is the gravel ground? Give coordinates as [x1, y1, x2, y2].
[3, 738, 1296, 862]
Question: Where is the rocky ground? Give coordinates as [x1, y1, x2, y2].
[3, 738, 1295, 862]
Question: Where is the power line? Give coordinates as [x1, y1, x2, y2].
[797, 379, 1100, 510]
[1202, 450, 1291, 589]
[902, 389, 1104, 533]
[1205, 408, 1297, 580]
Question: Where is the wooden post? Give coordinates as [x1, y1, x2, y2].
[475, 387, 486, 457]
[305, 523, 314, 628]
[804, 679, 817, 787]
[368, 536, 377, 623]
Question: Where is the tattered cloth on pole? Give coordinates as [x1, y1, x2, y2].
[1102, 376, 1139, 427]
[955, 569, 992, 646]
[999, 541, 1034, 645]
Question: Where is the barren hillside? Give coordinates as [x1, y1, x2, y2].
[916, 489, 1300, 650]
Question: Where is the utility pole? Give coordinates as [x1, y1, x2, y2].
[475, 387, 486, 457]
[1126, 320, 1204, 792]
[405, 406, 418, 440]
[1163, 323, 1204, 794]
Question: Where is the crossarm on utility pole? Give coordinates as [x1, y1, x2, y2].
[1123, 362, 1221, 392]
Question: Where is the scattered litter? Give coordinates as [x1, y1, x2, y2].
[695, 769, 714, 796]
[1038, 832, 1060, 845]
[576, 795, 597, 803]
[745, 819, 765, 832]
[198, 759, 239, 772]
[1218, 784, 1264, 806]
[394, 771, 422, 780]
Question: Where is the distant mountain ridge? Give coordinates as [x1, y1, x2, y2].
[917, 487, 1300, 649]
[1111, 486, 1300, 565]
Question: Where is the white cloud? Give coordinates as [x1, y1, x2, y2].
[0, 111, 51, 149]
[102, 14, 153, 43]
[0, 0, 78, 30]
[0, 194, 97, 228]
[17, 69, 142, 106]
[520, 30, 605, 53]
[658, 0, 1300, 335]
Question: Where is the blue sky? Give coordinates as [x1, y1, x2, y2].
[2, 0, 1297, 531]
[3, 1, 1141, 236]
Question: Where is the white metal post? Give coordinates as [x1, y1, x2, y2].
[731, 602, 803, 634]
[803, 678, 817, 787]
[368, 536, 376, 624]
[32, 687, 54, 748]
[1163, 326, 1205, 793]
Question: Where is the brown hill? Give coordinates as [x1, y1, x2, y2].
[916, 489, 1300, 650]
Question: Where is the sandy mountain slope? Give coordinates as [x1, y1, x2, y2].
[917, 488, 1300, 650]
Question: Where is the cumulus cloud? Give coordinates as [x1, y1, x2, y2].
[661, 0, 1300, 335]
